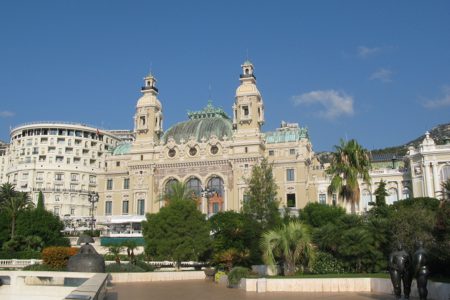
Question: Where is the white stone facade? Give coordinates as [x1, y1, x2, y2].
[3, 122, 121, 223]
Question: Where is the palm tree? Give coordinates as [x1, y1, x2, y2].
[327, 139, 371, 213]
[260, 221, 315, 276]
[163, 181, 196, 203]
[122, 239, 138, 264]
[107, 244, 124, 264]
[440, 179, 450, 202]
[0, 183, 17, 205]
[0, 190, 34, 239]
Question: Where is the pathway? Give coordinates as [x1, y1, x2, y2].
[106, 280, 395, 300]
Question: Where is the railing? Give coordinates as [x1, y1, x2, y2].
[31, 187, 91, 194]
[0, 259, 42, 269]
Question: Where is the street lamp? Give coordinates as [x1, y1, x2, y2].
[201, 187, 214, 216]
[88, 192, 99, 233]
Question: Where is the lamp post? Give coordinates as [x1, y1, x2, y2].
[88, 192, 99, 233]
[201, 187, 214, 216]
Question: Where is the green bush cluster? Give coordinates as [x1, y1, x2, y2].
[309, 251, 345, 274]
[106, 263, 146, 273]
[0, 250, 41, 259]
[227, 266, 250, 286]
[23, 263, 65, 271]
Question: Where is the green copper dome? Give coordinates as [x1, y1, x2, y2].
[162, 101, 232, 144]
[112, 143, 132, 155]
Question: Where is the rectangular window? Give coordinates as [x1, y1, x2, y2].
[89, 175, 96, 184]
[243, 106, 249, 116]
[107, 179, 113, 190]
[137, 199, 145, 215]
[268, 150, 274, 156]
[122, 200, 129, 215]
[287, 194, 296, 208]
[55, 173, 64, 181]
[286, 169, 295, 181]
[71, 173, 78, 181]
[332, 194, 337, 206]
[319, 193, 326, 204]
[70, 208, 75, 215]
[123, 178, 130, 189]
[105, 201, 112, 215]
[116, 161, 120, 167]
[289, 149, 296, 155]
[53, 207, 59, 215]
[55, 194, 60, 202]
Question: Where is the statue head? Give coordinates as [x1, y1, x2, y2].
[396, 241, 403, 251]
[416, 240, 424, 249]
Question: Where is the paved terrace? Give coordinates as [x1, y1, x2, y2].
[106, 280, 398, 300]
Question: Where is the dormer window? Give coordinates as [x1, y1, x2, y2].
[243, 106, 249, 116]
[140, 116, 146, 126]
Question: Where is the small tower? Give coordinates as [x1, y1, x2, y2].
[134, 73, 163, 145]
[232, 60, 265, 155]
[233, 60, 265, 135]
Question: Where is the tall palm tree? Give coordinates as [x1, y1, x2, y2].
[326, 139, 371, 213]
[0, 191, 34, 239]
[260, 221, 315, 276]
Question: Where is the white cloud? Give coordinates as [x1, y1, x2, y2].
[293, 90, 354, 120]
[370, 68, 393, 83]
[357, 46, 381, 59]
[423, 86, 450, 109]
[0, 110, 15, 118]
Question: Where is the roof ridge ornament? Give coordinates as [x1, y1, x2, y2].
[187, 100, 230, 120]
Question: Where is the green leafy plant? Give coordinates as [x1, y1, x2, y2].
[227, 266, 249, 287]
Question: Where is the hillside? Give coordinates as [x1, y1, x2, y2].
[316, 122, 450, 163]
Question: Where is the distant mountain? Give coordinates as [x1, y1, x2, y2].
[316, 122, 450, 163]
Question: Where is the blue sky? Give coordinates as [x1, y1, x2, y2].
[0, 1, 449, 151]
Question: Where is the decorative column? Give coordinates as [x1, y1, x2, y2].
[432, 162, 440, 198]
[423, 161, 433, 197]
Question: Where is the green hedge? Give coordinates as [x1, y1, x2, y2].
[0, 250, 41, 259]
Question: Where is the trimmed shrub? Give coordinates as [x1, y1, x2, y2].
[105, 263, 146, 273]
[227, 266, 249, 287]
[42, 246, 78, 269]
[309, 251, 345, 274]
[134, 260, 155, 272]
[0, 250, 41, 259]
[23, 263, 64, 271]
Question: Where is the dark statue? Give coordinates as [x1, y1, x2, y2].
[67, 234, 105, 273]
[389, 242, 412, 299]
[413, 241, 429, 300]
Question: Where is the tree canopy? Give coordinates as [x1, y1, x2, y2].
[143, 185, 210, 267]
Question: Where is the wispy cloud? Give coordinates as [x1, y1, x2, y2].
[370, 68, 393, 83]
[423, 86, 450, 109]
[357, 46, 382, 59]
[0, 110, 15, 118]
[293, 90, 354, 120]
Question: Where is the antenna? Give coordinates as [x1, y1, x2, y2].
[246, 48, 249, 61]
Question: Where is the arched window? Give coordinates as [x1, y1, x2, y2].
[361, 189, 372, 212]
[207, 176, 224, 196]
[164, 178, 179, 195]
[387, 188, 398, 205]
[186, 177, 202, 197]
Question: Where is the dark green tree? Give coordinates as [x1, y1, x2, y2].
[242, 158, 281, 231]
[37, 191, 45, 210]
[300, 203, 346, 228]
[326, 139, 371, 213]
[209, 211, 262, 266]
[389, 197, 439, 254]
[16, 206, 70, 247]
[0, 186, 34, 239]
[142, 198, 210, 268]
